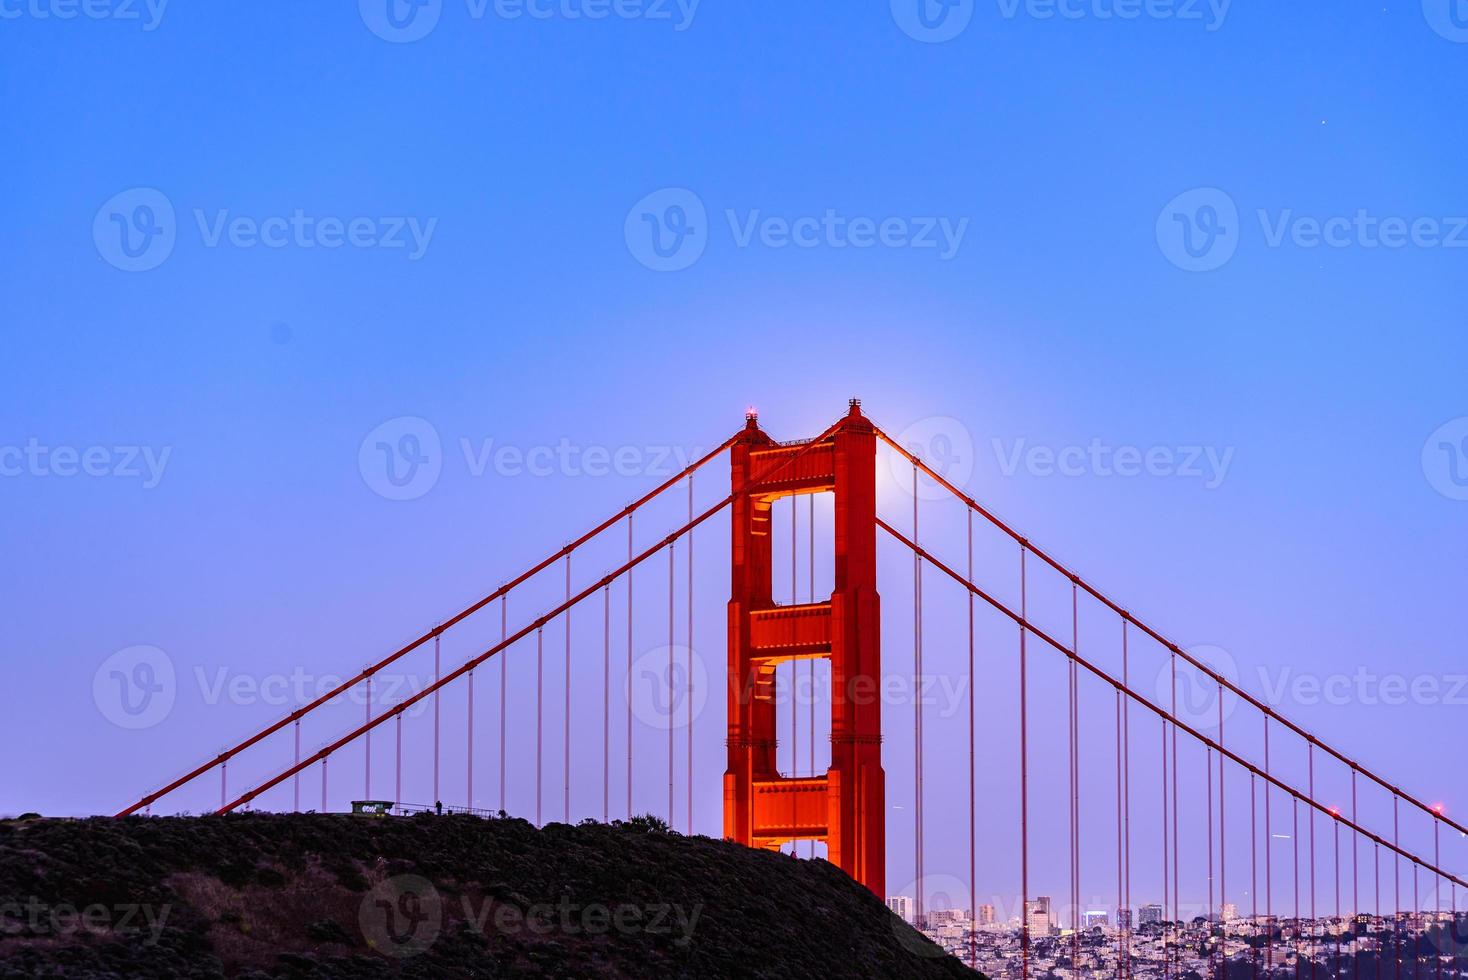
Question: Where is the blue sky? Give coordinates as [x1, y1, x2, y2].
[3, 0, 1467, 918]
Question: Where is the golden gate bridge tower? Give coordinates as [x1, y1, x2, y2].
[724, 401, 885, 897]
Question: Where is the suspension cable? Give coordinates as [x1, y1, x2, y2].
[876, 428, 1468, 845]
[875, 518, 1467, 887]
[218, 415, 851, 816]
[117, 433, 739, 818]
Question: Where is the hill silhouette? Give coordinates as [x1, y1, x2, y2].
[0, 812, 980, 979]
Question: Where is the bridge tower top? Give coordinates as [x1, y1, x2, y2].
[723, 402, 885, 897]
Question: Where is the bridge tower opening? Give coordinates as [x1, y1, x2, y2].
[724, 400, 886, 897]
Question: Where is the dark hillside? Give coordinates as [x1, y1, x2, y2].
[0, 812, 980, 979]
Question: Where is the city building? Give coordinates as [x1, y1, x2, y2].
[977, 904, 996, 926]
[1026, 896, 1053, 937]
[886, 895, 914, 924]
[1083, 910, 1110, 929]
[1221, 903, 1238, 923]
[1138, 903, 1164, 926]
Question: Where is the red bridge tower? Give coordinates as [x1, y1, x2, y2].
[724, 401, 886, 896]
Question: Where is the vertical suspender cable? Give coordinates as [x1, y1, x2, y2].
[1309, 745, 1318, 980]
[1219, 685, 1228, 980]
[1253, 773, 1260, 980]
[1020, 543, 1030, 980]
[668, 540, 676, 827]
[467, 659, 474, 810]
[220, 759, 226, 811]
[603, 585, 611, 823]
[910, 466, 921, 927]
[968, 509, 978, 972]
[1171, 651, 1181, 967]
[1163, 716, 1171, 980]
[1368, 839, 1379, 979]
[1295, 797, 1301, 980]
[565, 554, 572, 823]
[536, 626, 543, 825]
[1396, 797, 1402, 980]
[1266, 718, 1275, 969]
[395, 711, 402, 808]
[1354, 770, 1361, 980]
[365, 674, 373, 801]
[500, 595, 507, 812]
[321, 757, 327, 812]
[689, 476, 696, 836]
[912, 465, 924, 927]
[434, 632, 441, 806]
[1116, 685, 1124, 980]
[1071, 582, 1080, 971]
[294, 720, 301, 812]
[1124, 620, 1133, 980]
[1336, 805, 1343, 978]
[627, 514, 634, 819]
